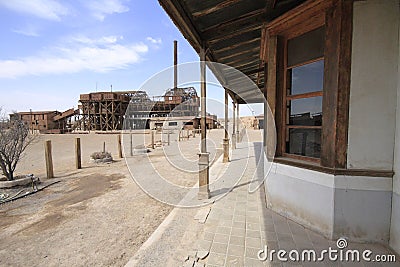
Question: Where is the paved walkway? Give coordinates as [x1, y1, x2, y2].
[126, 138, 400, 267]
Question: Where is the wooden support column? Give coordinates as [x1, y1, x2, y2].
[223, 88, 230, 163]
[44, 140, 54, 178]
[236, 103, 240, 143]
[232, 100, 236, 149]
[198, 47, 210, 199]
[75, 138, 82, 169]
[321, 1, 353, 168]
[130, 133, 133, 156]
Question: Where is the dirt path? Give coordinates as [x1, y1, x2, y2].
[0, 130, 231, 266]
[0, 160, 173, 267]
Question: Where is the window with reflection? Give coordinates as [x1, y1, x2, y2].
[283, 27, 325, 160]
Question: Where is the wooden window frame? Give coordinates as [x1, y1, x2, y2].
[264, 0, 353, 169]
[282, 43, 324, 163]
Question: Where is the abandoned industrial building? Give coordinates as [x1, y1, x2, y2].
[159, 0, 400, 258]
[11, 87, 219, 133]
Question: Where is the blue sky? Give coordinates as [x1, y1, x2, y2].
[0, 0, 261, 117]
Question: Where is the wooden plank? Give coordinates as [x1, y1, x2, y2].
[286, 91, 323, 100]
[274, 157, 394, 178]
[202, 9, 265, 39]
[158, 0, 202, 53]
[207, 25, 262, 45]
[321, 0, 353, 168]
[218, 47, 260, 61]
[192, 0, 243, 18]
[266, 35, 277, 115]
[267, 0, 332, 36]
[212, 38, 260, 54]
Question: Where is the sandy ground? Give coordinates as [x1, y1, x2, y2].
[0, 129, 236, 266]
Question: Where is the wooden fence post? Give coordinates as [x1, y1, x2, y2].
[45, 140, 54, 178]
[117, 134, 123, 158]
[151, 130, 155, 149]
[75, 138, 81, 169]
[130, 133, 133, 156]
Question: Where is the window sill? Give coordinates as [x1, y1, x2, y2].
[273, 157, 394, 178]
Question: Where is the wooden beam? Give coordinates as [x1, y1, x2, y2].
[202, 9, 266, 39]
[158, 0, 203, 53]
[218, 47, 260, 61]
[223, 56, 260, 68]
[212, 38, 260, 54]
[192, 0, 243, 18]
[320, 1, 353, 169]
[207, 25, 262, 45]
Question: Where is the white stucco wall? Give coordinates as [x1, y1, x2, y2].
[390, 0, 400, 255]
[347, 0, 399, 170]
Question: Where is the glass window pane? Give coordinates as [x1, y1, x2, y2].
[286, 129, 321, 158]
[288, 96, 322, 126]
[290, 60, 324, 95]
[287, 26, 325, 67]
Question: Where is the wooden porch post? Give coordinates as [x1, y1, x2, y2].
[198, 47, 210, 199]
[223, 88, 230, 163]
[232, 100, 236, 149]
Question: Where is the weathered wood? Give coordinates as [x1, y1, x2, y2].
[200, 47, 207, 153]
[202, 9, 265, 39]
[213, 38, 261, 54]
[44, 140, 54, 178]
[218, 47, 260, 62]
[267, 0, 332, 36]
[117, 134, 123, 158]
[321, 0, 353, 168]
[158, 0, 202, 53]
[75, 138, 82, 169]
[286, 91, 323, 100]
[192, 0, 242, 18]
[274, 157, 393, 178]
[130, 133, 133, 156]
[151, 130, 155, 149]
[266, 35, 277, 116]
[174, 40, 178, 90]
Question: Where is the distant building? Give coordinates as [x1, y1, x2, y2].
[10, 111, 59, 133]
[10, 108, 78, 134]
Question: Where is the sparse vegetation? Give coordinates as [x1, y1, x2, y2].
[90, 151, 112, 160]
[0, 109, 35, 181]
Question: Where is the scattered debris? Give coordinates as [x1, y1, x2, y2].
[0, 181, 60, 205]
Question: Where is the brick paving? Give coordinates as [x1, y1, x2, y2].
[186, 141, 400, 267]
[126, 135, 400, 267]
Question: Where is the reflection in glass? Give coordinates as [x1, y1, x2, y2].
[288, 96, 322, 126]
[290, 60, 324, 95]
[287, 129, 321, 158]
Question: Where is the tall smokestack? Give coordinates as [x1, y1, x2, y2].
[174, 40, 178, 90]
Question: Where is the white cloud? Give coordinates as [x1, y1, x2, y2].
[69, 35, 123, 45]
[85, 0, 129, 21]
[146, 37, 162, 45]
[0, 36, 148, 78]
[0, 0, 69, 21]
[12, 24, 40, 37]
